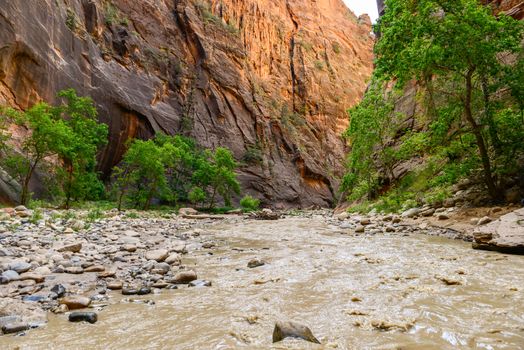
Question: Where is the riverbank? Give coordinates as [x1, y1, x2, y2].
[0, 206, 523, 348]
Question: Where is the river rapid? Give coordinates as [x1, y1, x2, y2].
[3, 215, 524, 349]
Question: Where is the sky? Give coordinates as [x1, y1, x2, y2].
[343, 0, 379, 23]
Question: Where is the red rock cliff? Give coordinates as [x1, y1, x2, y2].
[0, 0, 373, 207]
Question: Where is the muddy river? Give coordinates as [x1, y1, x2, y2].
[3, 216, 524, 349]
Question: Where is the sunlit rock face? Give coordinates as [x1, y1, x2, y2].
[0, 0, 373, 207]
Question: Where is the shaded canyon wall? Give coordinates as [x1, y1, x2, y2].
[0, 0, 374, 207]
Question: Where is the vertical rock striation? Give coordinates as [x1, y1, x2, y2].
[0, 0, 374, 207]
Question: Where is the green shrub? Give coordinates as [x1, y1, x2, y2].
[113, 135, 240, 210]
[86, 208, 104, 222]
[240, 195, 260, 212]
[29, 209, 43, 225]
[188, 186, 206, 205]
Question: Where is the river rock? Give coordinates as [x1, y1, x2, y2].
[122, 287, 139, 295]
[84, 265, 105, 273]
[247, 258, 265, 268]
[1, 270, 20, 283]
[122, 244, 137, 252]
[69, 312, 97, 324]
[420, 208, 435, 217]
[272, 321, 320, 344]
[14, 205, 27, 212]
[2, 322, 29, 334]
[165, 253, 181, 265]
[477, 216, 492, 226]
[355, 225, 365, 233]
[9, 261, 32, 273]
[151, 262, 170, 275]
[33, 266, 51, 275]
[107, 281, 123, 290]
[104, 268, 119, 277]
[65, 266, 84, 274]
[19, 272, 45, 283]
[57, 243, 82, 253]
[51, 284, 66, 298]
[151, 280, 168, 288]
[438, 214, 449, 220]
[188, 279, 212, 287]
[385, 225, 395, 232]
[253, 208, 280, 220]
[473, 208, 524, 254]
[171, 270, 197, 284]
[360, 218, 371, 225]
[145, 249, 169, 262]
[59, 295, 91, 310]
[179, 207, 198, 216]
[401, 208, 420, 218]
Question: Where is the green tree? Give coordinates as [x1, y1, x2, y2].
[0, 107, 10, 153]
[342, 81, 401, 200]
[374, 0, 524, 200]
[113, 134, 240, 210]
[54, 89, 108, 208]
[194, 147, 240, 209]
[113, 139, 168, 210]
[2, 103, 71, 205]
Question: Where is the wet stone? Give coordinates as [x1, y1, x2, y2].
[51, 284, 66, 298]
[188, 280, 212, 287]
[1, 270, 20, 283]
[170, 270, 197, 284]
[59, 295, 91, 310]
[145, 249, 169, 262]
[272, 321, 320, 344]
[2, 322, 29, 334]
[107, 281, 123, 290]
[57, 243, 82, 253]
[64, 267, 84, 274]
[68, 312, 97, 324]
[9, 261, 31, 273]
[247, 258, 265, 268]
[84, 265, 105, 273]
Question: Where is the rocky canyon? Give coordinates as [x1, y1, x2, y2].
[0, 0, 374, 207]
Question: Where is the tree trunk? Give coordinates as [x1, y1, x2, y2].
[117, 189, 126, 211]
[464, 69, 500, 201]
[208, 187, 217, 209]
[481, 75, 501, 154]
[65, 162, 74, 209]
[21, 159, 39, 206]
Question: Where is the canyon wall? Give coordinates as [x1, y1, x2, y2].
[0, 0, 374, 207]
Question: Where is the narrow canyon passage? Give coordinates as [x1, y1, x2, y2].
[4, 215, 524, 349]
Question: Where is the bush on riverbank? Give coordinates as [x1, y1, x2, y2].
[112, 134, 240, 210]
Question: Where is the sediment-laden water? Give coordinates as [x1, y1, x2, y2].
[4, 216, 524, 349]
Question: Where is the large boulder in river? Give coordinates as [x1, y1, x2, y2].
[473, 208, 524, 254]
[272, 321, 320, 344]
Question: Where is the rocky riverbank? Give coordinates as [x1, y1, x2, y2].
[0, 205, 522, 338]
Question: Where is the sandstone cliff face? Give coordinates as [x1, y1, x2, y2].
[485, 0, 524, 19]
[0, 0, 373, 207]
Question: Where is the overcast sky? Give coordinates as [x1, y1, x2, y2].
[343, 0, 379, 23]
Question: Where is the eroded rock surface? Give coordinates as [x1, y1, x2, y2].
[473, 208, 524, 254]
[0, 0, 374, 207]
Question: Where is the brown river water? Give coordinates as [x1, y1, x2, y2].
[3, 216, 524, 349]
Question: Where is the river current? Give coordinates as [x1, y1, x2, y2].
[4, 216, 524, 349]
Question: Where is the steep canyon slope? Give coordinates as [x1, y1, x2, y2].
[0, 0, 374, 207]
